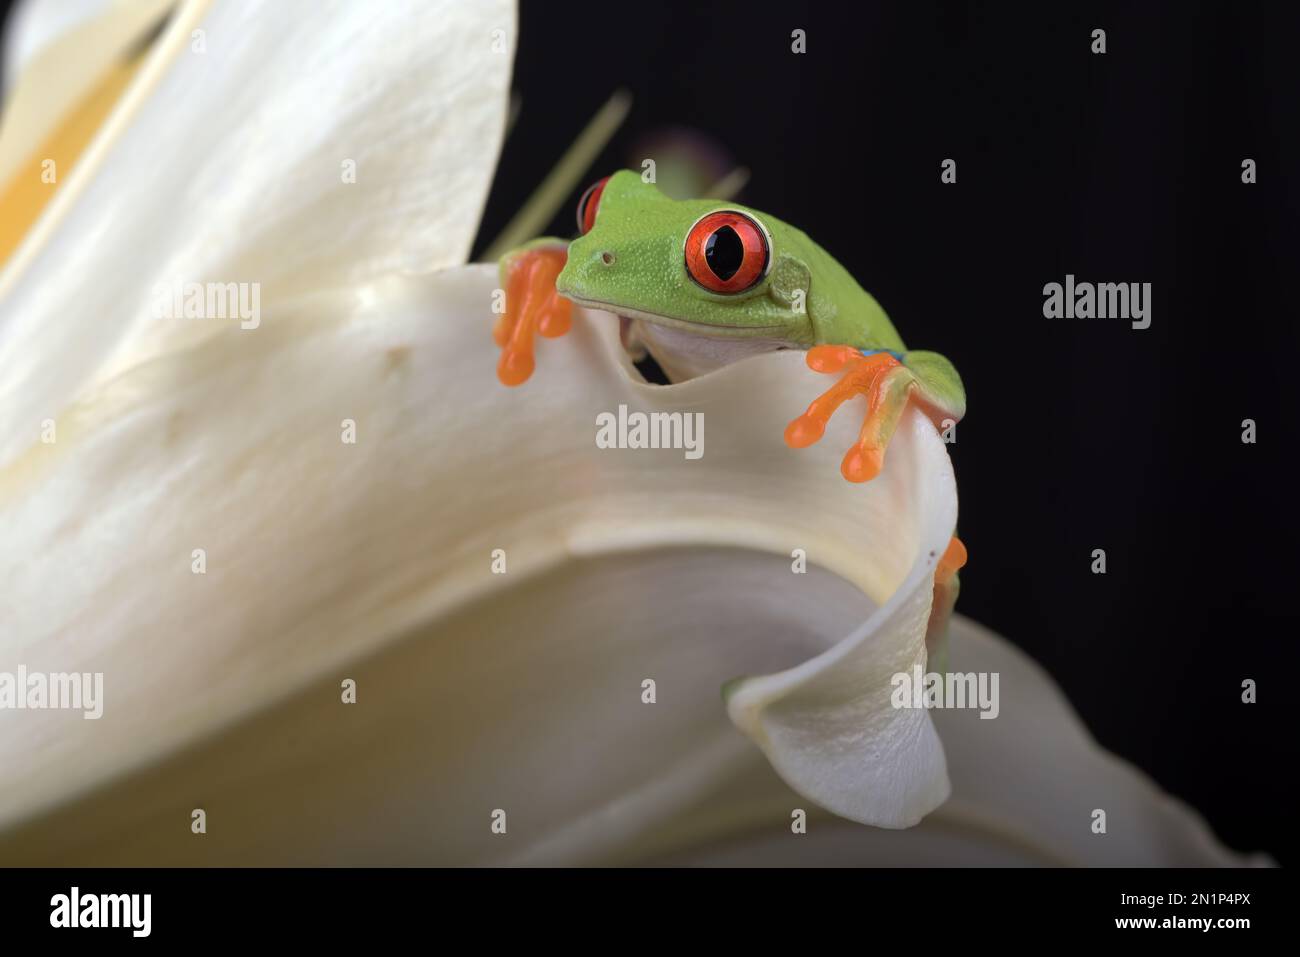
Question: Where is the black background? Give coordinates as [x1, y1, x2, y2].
[0, 867, 1284, 942]
[2, 0, 1294, 866]
[476, 1, 1298, 865]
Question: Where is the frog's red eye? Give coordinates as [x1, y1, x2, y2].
[576, 176, 610, 235]
[683, 210, 770, 294]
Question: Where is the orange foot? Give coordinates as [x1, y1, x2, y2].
[494, 245, 572, 386]
[926, 535, 968, 661]
[783, 345, 917, 482]
[935, 535, 968, 587]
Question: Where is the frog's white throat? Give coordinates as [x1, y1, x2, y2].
[619, 315, 792, 383]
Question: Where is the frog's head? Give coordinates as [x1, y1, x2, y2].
[556, 170, 815, 342]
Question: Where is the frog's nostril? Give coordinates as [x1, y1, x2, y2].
[600, 251, 615, 266]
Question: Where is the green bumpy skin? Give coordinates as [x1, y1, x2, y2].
[550, 170, 965, 422]
[493, 169, 966, 490]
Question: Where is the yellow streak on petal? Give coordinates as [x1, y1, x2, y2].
[0, 55, 146, 269]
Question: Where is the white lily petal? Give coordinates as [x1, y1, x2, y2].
[0, 0, 514, 469]
[0, 544, 882, 865]
[620, 615, 1265, 867]
[926, 616, 1270, 866]
[0, 262, 955, 859]
[723, 422, 956, 828]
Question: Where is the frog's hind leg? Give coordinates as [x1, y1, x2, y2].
[494, 241, 571, 386]
[926, 536, 968, 674]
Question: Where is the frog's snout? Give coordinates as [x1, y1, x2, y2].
[555, 240, 617, 302]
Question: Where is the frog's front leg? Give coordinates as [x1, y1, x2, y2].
[493, 239, 573, 386]
[784, 346, 965, 483]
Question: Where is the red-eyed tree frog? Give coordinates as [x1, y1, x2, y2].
[492, 168, 969, 643]
[492, 169, 966, 488]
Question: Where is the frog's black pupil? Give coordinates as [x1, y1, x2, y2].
[704, 226, 744, 281]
